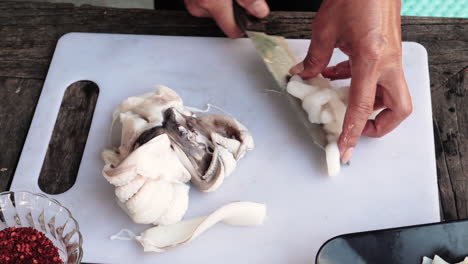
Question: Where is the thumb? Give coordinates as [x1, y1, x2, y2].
[290, 27, 335, 78]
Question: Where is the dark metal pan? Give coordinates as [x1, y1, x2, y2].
[316, 220, 468, 264]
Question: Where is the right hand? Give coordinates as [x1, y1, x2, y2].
[290, 0, 412, 163]
[185, 0, 270, 38]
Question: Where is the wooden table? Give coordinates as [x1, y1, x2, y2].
[0, 1, 467, 222]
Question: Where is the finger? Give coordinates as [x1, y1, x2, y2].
[373, 86, 385, 110]
[208, 0, 244, 38]
[362, 110, 397, 137]
[185, 0, 210, 17]
[362, 77, 413, 137]
[338, 57, 379, 163]
[373, 99, 385, 110]
[321, 60, 351, 80]
[290, 22, 336, 78]
[237, 0, 269, 18]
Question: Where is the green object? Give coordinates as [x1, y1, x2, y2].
[401, 0, 468, 18]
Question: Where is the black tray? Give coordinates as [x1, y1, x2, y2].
[316, 220, 468, 264]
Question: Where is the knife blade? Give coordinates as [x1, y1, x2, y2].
[233, 3, 327, 149]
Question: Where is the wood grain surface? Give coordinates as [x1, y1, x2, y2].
[0, 1, 467, 221]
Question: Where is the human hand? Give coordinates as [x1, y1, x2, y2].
[185, 0, 270, 38]
[290, 0, 412, 163]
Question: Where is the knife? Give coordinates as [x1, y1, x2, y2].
[233, 3, 327, 149]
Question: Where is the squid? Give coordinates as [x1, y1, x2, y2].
[287, 75, 348, 177]
[102, 85, 254, 225]
[136, 202, 267, 252]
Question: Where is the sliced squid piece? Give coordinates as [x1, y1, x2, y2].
[320, 107, 334, 124]
[369, 108, 385, 120]
[302, 89, 334, 125]
[287, 75, 348, 176]
[421, 257, 433, 264]
[291, 75, 381, 145]
[305, 74, 331, 89]
[325, 142, 341, 176]
[136, 202, 267, 252]
[287, 79, 316, 100]
[289, 74, 304, 84]
[327, 98, 347, 126]
[422, 255, 468, 264]
[324, 120, 342, 137]
[432, 255, 449, 264]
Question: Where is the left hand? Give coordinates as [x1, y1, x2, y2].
[290, 0, 413, 163]
[185, 0, 270, 38]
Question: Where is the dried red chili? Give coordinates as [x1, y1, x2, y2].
[0, 227, 63, 264]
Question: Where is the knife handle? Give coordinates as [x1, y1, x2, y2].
[233, 1, 260, 32]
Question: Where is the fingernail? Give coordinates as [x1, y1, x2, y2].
[290, 62, 304, 75]
[341, 147, 354, 164]
[249, 1, 269, 18]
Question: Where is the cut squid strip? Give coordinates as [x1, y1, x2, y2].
[302, 89, 334, 124]
[422, 255, 468, 264]
[433, 255, 450, 264]
[325, 142, 341, 177]
[287, 75, 382, 177]
[422, 256, 433, 264]
[287, 75, 347, 177]
[136, 202, 267, 252]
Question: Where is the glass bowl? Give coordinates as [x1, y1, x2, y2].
[0, 191, 83, 263]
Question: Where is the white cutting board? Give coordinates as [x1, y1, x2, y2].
[12, 33, 439, 264]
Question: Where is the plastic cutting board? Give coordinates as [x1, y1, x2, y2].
[11, 33, 439, 264]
